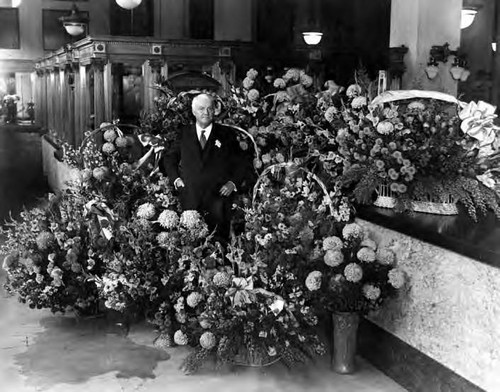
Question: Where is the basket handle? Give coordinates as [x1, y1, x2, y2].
[252, 162, 335, 216]
[371, 89, 466, 107]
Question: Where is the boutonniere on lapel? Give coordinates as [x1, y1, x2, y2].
[215, 140, 222, 148]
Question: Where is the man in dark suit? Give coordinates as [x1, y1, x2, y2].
[163, 93, 244, 240]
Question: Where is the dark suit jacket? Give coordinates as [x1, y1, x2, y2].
[163, 123, 245, 210]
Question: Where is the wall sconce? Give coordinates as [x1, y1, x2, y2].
[449, 56, 470, 81]
[115, 0, 142, 10]
[58, 3, 88, 37]
[302, 32, 323, 46]
[492, 42, 497, 52]
[425, 57, 440, 80]
[461, 7, 478, 29]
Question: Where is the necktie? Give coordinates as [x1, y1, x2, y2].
[200, 130, 207, 150]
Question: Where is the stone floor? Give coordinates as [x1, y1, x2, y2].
[0, 125, 407, 392]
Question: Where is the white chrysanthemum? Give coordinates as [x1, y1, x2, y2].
[324, 106, 338, 123]
[173, 330, 188, 345]
[342, 223, 364, 240]
[213, 271, 231, 287]
[283, 68, 300, 82]
[363, 284, 381, 300]
[136, 203, 156, 220]
[388, 268, 405, 289]
[199, 332, 217, 350]
[376, 248, 396, 265]
[186, 292, 202, 308]
[156, 232, 171, 248]
[273, 78, 286, 89]
[305, 271, 322, 291]
[376, 121, 395, 135]
[180, 210, 202, 229]
[102, 142, 116, 154]
[346, 84, 362, 98]
[157, 209, 179, 229]
[115, 136, 128, 148]
[103, 129, 117, 142]
[351, 96, 367, 109]
[246, 68, 258, 79]
[344, 263, 363, 282]
[360, 238, 377, 251]
[324, 250, 344, 267]
[408, 101, 426, 111]
[36, 232, 55, 250]
[242, 77, 255, 89]
[199, 319, 212, 329]
[300, 74, 313, 88]
[357, 247, 376, 263]
[322, 236, 343, 251]
[247, 89, 260, 102]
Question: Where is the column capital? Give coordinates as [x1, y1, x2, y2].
[90, 58, 106, 72]
[149, 59, 164, 74]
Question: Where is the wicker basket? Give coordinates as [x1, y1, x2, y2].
[370, 90, 464, 216]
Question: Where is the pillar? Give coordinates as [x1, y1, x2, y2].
[104, 62, 113, 122]
[390, 0, 461, 95]
[91, 59, 106, 129]
[144, 59, 163, 113]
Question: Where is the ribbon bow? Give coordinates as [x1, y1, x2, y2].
[84, 200, 116, 240]
[459, 101, 500, 149]
[136, 134, 166, 176]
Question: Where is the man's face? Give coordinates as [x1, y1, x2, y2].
[192, 96, 214, 128]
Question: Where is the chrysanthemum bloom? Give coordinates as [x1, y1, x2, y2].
[283, 68, 300, 82]
[157, 209, 179, 229]
[35, 274, 44, 284]
[408, 101, 426, 111]
[199, 332, 216, 350]
[376, 121, 395, 135]
[346, 84, 362, 98]
[246, 68, 258, 79]
[360, 238, 377, 250]
[342, 223, 364, 240]
[275, 152, 285, 163]
[344, 263, 363, 282]
[376, 248, 395, 265]
[363, 284, 381, 300]
[247, 89, 260, 102]
[173, 330, 188, 345]
[102, 142, 116, 154]
[300, 74, 313, 88]
[199, 319, 212, 329]
[273, 78, 286, 89]
[388, 268, 405, 289]
[103, 129, 117, 142]
[357, 247, 376, 263]
[180, 210, 202, 230]
[261, 153, 271, 164]
[136, 203, 156, 220]
[305, 271, 323, 291]
[36, 231, 55, 250]
[328, 274, 345, 292]
[324, 250, 344, 267]
[351, 96, 367, 109]
[92, 167, 109, 181]
[213, 271, 231, 287]
[186, 292, 202, 308]
[324, 106, 337, 123]
[322, 236, 343, 251]
[156, 232, 171, 248]
[115, 136, 128, 148]
[242, 77, 254, 89]
[2, 254, 18, 271]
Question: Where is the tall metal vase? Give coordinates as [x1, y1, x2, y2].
[331, 312, 360, 374]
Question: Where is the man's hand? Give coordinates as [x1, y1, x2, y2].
[174, 178, 185, 189]
[219, 181, 236, 197]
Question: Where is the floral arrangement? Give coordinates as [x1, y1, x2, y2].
[305, 222, 405, 314]
[331, 87, 500, 220]
[1, 190, 102, 314]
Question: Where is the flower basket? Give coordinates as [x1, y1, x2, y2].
[370, 90, 465, 216]
[232, 347, 281, 367]
[374, 184, 458, 215]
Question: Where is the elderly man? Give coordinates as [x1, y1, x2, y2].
[163, 93, 244, 240]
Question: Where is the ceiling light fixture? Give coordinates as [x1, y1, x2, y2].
[59, 3, 88, 37]
[115, 0, 142, 10]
